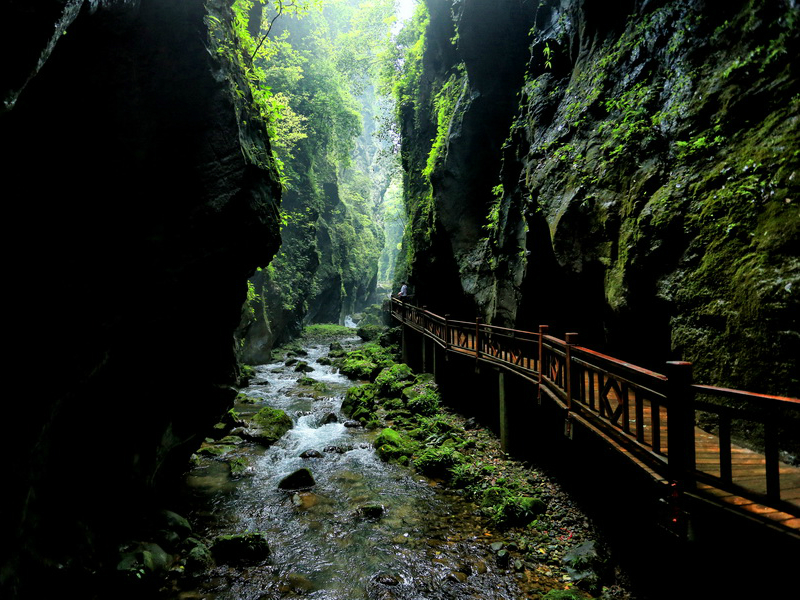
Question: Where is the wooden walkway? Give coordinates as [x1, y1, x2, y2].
[391, 299, 800, 541]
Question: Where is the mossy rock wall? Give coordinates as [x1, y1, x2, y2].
[3, 0, 283, 596]
[398, 0, 798, 396]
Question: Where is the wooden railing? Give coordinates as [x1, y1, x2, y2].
[391, 299, 800, 529]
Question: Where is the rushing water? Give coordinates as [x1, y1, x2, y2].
[177, 338, 528, 600]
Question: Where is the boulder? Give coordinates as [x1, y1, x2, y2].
[183, 537, 214, 573]
[374, 428, 418, 464]
[211, 533, 270, 565]
[356, 503, 386, 519]
[320, 412, 339, 425]
[247, 406, 293, 445]
[278, 468, 316, 490]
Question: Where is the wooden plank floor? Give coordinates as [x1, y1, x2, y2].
[606, 384, 800, 534]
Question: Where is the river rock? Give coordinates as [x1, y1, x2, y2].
[210, 532, 270, 565]
[373, 572, 401, 586]
[245, 406, 293, 446]
[278, 468, 316, 490]
[300, 449, 324, 459]
[343, 420, 362, 428]
[183, 537, 214, 573]
[292, 492, 321, 509]
[320, 412, 339, 425]
[446, 571, 468, 583]
[279, 572, 315, 594]
[158, 509, 192, 538]
[117, 541, 173, 579]
[355, 503, 386, 519]
[294, 361, 314, 373]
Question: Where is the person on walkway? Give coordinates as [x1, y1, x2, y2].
[398, 282, 408, 299]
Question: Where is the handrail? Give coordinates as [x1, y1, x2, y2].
[390, 298, 800, 532]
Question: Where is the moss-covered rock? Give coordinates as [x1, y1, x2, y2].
[278, 468, 316, 491]
[402, 377, 441, 416]
[248, 406, 293, 445]
[481, 486, 547, 528]
[340, 357, 381, 380]
[374, 428, 418, 464]
[375, 363, 415, 397]
[342, 383, 378, 417]
[211, 533, 270, 565]
[413, 444, 465, 478]
[357, 324, 384, 341]
[184, 537, 214, 573]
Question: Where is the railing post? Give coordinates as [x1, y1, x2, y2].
[421, 306, 429, 372]
[538, 325, 548, 404]
[565, 333, 578, 412]
[475, 317, 482, 358]
[444, 314, 451, 351]
[564, 333, 578, 438]
[666, 361, 696, 489]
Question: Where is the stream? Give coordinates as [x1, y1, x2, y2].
[175, 335, 531, 600]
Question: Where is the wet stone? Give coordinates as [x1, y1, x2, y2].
[279, 572, 315, 594]
[320, 412, 339, 425]
[278, 468, 316, 491]
[292, 492, 321, 510]
[355, 503, 386, 519]
[300, 449, 324, 459]
[447, 571, 468, 583]
[373, 573, 401, 586]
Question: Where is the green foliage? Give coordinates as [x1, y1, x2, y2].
[423, 69, 465, 179]
[402, 378, 441, 416]
[413, 444, 465, 478]
[342, 382, 378, 418]
[598, 81, 655, 162]
[250, 406, 293, 442]
[339, 342, 396, 380]
[481, 487, 547, 528]
[302, 323, 353, 338]
[374, 363, 415, 396]
[374, 427, 418, 464]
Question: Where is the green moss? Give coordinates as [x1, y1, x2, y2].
[196, 444, 236, 457]
[374, 363, 415, 396]
[402, 378, 441, 416]
[302, 323, 354, 338]
[413, 445, 465, 479]
[542, 590, 587, 600]
[229, 457, 250, 477]
[374, 427, 418, 463]
[250, 407, 293, 443]
[339, 344, 397, 380]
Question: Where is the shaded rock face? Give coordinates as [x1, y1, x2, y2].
[401, 0, 798, 395]
[2, 0, 281, 596]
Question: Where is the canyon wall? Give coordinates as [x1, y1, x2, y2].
[397, 0, 798, 396]
[2, 0, 282, 595]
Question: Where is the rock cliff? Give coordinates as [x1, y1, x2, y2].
[2, 0, 281, 596]
[397, 0, 798, 396]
